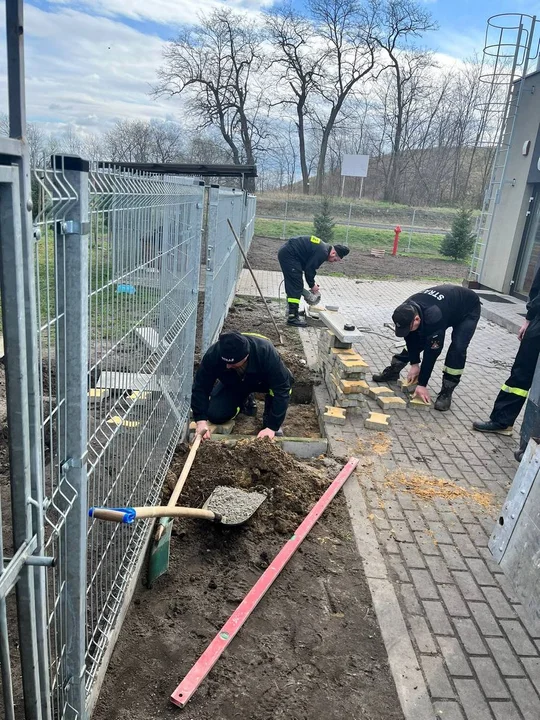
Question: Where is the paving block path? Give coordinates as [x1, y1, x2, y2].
[237, 271, 540, 720]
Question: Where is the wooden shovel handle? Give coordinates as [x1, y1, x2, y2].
[167, 432, 202, 509]
[91, 506, 221, 523]
[134, 506, 220, 522]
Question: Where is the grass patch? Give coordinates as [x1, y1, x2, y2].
[255, 218, 445, 256]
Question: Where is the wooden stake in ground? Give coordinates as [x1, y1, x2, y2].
[227, 218, 284, 345]
[170, 456, 360, 708]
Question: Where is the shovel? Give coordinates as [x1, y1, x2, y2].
[145, 429, 205, 586]
[89, 487, 267, 527]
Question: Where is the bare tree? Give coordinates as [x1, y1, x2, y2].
[154, 9, 268, 191]
[150, 120, 184, 163]
[370, 0, 436, 202]
[266, 6, 326, 194]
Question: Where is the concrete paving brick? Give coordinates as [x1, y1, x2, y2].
[522, 657, 540, 697]
[440, 585, 470, 618]
[452, 571, 484, 602]
[427, 521, 454, 545]
[507, 678, 540, 720]
[501, 621, 539, 656]
[471, 657, 510, 699]
[482, 587, 516, 620]
[424, 601, 454, 636]
[464, 523, 489, 548]
[388, 555, 410, 583]
[438, 636, 473, 677]
[490, 701, 522, 720]
[414, 530, 442, 556]
[410, 615, 438, 654]
[439, 512, 467, 534]
[455, 679, 493, 720]
[404, 509, 428, 532]
[400, 583, 423, 615]
[434, 701, 466, 719]
[487, 637, 526, 677]
[411, 569, 440, 600]
[453, 618, 488, 654]
[418, 503, 441, 523]
[465, 558, 498, 586]
[440, 544, 468, 571]
[397, 491, 419, 511]
[392, 520, 414, 543]
[452, 533, 480, 558]
[383, 499, 406, 520]
[469, 603, 503, 637]
[495, 574, 520, 605]
[426, 556, 453, 584]
[401, 542, 426, 569]
[420, 655, 455, 699]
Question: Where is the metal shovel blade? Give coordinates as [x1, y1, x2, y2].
[203, 486, 267, 526]
[147, 517, 173, 588]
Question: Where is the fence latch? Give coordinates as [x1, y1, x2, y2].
[57, 220, 90, 235]
[61, 457, 83, 474]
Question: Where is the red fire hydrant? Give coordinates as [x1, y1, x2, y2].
[392, 226, 402, 256]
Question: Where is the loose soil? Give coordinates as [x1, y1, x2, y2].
[233, 399, 321, 438]
[248, 234, 467, 281]
[93, 441, 404, 720]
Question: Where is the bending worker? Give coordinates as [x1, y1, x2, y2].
[278, 235, 349, 327]
[373, 284, 481, 410]
[473, 265, 540, 436]
[191, 331, 293, 440]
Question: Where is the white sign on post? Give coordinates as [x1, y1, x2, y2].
[340, 154, 369, 198]
[341, 154, 370, 177]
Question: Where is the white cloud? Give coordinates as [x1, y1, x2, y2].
[48, 0, 274, 26]
[0, 4, 185, 132]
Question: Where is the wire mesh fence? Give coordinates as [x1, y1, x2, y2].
[0, 152, 253, 718]
[201, 188, 257, 351]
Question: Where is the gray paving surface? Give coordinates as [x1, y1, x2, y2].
[237, 270, 540, 720]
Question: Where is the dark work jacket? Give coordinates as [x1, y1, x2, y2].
[191, 334, 293, 431]
[404, 285, 480, 386]
[281, 235, 330, 288]
[526, 266, 540, 321]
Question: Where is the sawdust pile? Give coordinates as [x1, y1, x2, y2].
[385, 470, 494, 509]
[357, 433, 392, 456]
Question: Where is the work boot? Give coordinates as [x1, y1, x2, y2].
[287, 314, 307, 328]
[372, 358, 407, 383]
[434, 380, 457, 412]
[242, 393, 257, 416]
[472, 420, 513, 436]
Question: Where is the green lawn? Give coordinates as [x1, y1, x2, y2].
[255, 218, 446, 257]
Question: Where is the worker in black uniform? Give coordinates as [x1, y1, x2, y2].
[473, 266, 540, 435]
[191, 331, 293, 440]
[373, 285, 481, 410]
[278, 235, 350, 328]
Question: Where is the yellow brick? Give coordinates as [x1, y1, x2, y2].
[364, 412, 391, 430]
[409, 397, 431, 409]
[377, 395, 407, 411]
[331, 347, 357, 356]
[323, 405, 347, 424]
[107, 416, 140, 428]
[340, 379, 370, 395]
[336, 357, 369, 370]
[368, 386, 394, 399]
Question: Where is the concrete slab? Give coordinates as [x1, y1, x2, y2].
[320, 310, 363, 343]
[135, 327, 161, 351]
[96, 372, 160, 392]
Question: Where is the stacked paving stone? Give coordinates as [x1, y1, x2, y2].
[318, 330, 370, 419]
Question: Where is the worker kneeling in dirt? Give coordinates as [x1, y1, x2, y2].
[373, 285, 481, 411]
[278, 235, 349, 328]
[192, 331, 293, 440]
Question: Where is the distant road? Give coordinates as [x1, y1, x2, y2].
[257, 215, 448, 236]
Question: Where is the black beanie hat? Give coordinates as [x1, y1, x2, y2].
[333, 244, 350, 259]
[219, 331, 249, 364]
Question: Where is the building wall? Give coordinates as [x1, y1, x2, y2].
[480, 72, 540, 293]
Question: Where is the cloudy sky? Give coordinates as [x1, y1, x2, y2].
[0, 0, 538, 134]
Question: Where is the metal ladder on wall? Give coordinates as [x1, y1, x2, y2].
[469, 14, 539, 283]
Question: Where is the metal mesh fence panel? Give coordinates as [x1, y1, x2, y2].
[202, 188, 257, 351]
[32, 159, 204, 716]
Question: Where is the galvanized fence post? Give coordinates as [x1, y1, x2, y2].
[53, 155, 90, 718]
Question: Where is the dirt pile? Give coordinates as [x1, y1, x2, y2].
[165, 439, 330, 535]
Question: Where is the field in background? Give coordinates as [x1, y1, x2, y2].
[255, 218, 447, 258]
[256, 192, 479, 234]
